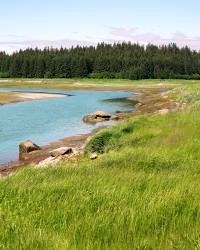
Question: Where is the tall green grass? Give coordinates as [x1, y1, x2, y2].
[0, 83, 200, 249]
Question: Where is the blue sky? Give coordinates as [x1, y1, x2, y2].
[0, 0, 200, 52]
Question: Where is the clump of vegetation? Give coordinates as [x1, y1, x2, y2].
[85, 130, 114, 153]
[85, 117, 149, 154]
[169, 83, 200, 104]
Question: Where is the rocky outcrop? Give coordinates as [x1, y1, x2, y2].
[83, 110, 131, 123]
[83, 111, 111, 123]
[37, 147, 82, 167]
[37, 156, 61, 167]
[19, 140, 41, 160]
[50, 147, 73, 157]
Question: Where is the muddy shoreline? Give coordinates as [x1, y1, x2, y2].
[0, 132, 91, 176]
[0, 85, 178, 176]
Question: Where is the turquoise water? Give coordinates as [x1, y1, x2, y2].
[0, 89, 134, 165]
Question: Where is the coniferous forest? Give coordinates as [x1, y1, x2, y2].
[0, 42, 200, 80]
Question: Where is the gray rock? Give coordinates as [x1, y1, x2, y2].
[19, 140, 41, 160]
[83, 110, 111, 123]
[37, 156, 61, 168]
[50, 147, 73, 157]
[135, 103, 143, 108]
[83, 115, 101, 123]
[157, 108, 169, 115]
[90, 152, 98, 160]
[111, 114, 120, 121]
[92, 111, 111, 118]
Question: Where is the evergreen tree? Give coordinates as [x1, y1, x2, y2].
[0, 42, 199, 80]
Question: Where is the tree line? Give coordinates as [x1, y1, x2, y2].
[0, 42, 200, 80]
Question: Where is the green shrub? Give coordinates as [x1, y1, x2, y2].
[85, 131, 113, 153]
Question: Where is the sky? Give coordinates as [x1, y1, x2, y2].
[0, 0, 200, 53]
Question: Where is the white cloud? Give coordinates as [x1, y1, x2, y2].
[1, 28, 200, 53]
[110, 27, 138, 39]
[0, 39, 97, 53]
[109, 27, 200, 51]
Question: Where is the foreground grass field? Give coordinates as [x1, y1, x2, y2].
[0, 80, 200, 249]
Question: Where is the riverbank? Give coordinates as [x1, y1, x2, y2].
[0, 83, 178, 175]
[0, 132, 90, 176]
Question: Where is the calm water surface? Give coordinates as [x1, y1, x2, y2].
[0, 88, 134, 165]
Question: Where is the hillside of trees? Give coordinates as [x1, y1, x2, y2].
[0, 43, 200, 80]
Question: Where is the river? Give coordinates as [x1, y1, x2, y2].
[0, 88, 135, 165]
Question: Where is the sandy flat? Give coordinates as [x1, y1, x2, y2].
[25, 80, 43, 83]
[16, 92, 65, 100]
[0, 80, 11, 83]
[0, 92, 65, 105]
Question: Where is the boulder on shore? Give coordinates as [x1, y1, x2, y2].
[83, 111, 111, 123]
[19, 140, 41, 160]
[92, 111, 111, 118]
[90, 152, 98, 160]
[50, 147, 73, 157]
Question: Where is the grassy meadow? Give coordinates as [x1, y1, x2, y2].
[0, 78, 199, 90]
[0, 80, 200, 249]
